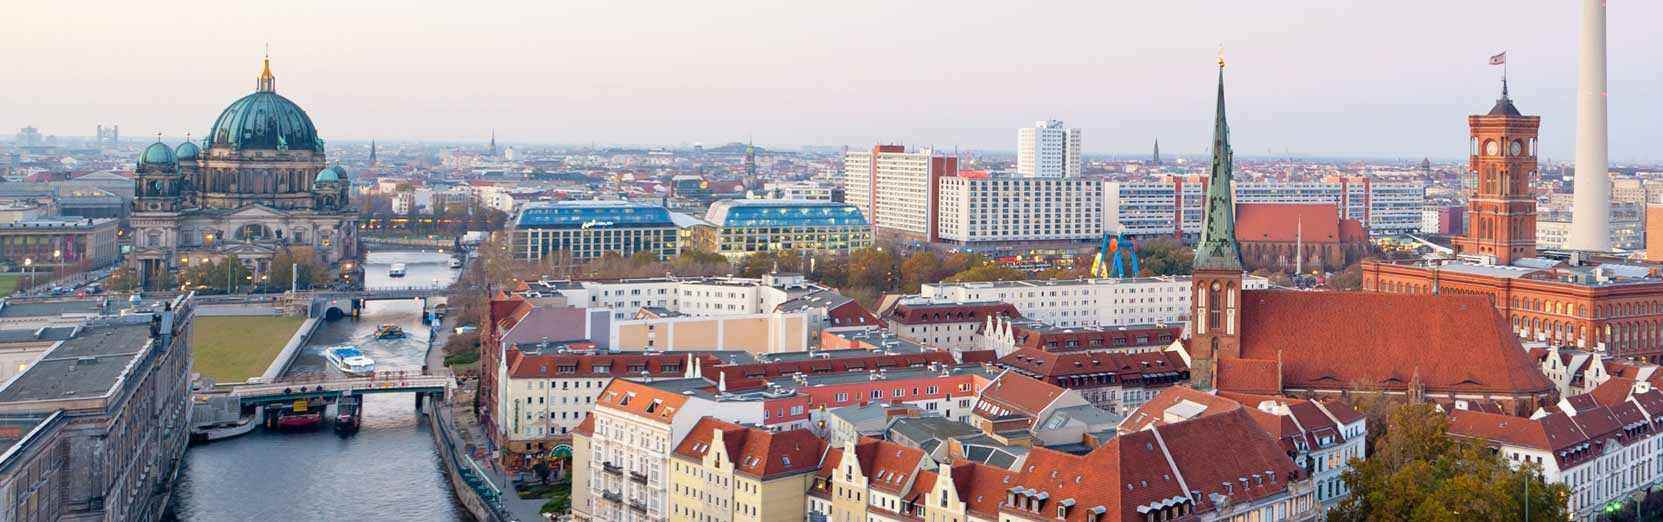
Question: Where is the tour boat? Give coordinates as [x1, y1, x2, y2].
[324, 345, 376, 376]
[448, 257, 463, 269]
[388, 263, 407, 277]
[275, 400, 323, 429]
[374, 324, 406, 339]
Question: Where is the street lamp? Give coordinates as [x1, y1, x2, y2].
[22, 258, 31, 292]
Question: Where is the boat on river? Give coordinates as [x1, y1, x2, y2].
[374, 324, 405, 339]
[324, 345, 376, 376]
[190, 412, 258, 443]
[388, 262, 407, 277]
[448, 257, 463, 269]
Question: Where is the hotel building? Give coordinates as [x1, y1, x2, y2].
[935, 174, 1103, 246]
[510, 200, 685, 262]
[842, 146, 957, 242]
[701, 199, 871, 261]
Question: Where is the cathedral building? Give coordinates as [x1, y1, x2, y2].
[1190, 61, 1554, 414]
[129, 56, 358, 288]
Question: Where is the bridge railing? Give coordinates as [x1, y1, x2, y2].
[230, 369, 455, 398]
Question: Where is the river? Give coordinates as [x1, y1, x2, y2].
[168, 250, 468, 521]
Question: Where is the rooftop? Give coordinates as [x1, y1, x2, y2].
[513, 200, 678, 229]
[0, 323, 152, 403]
[0, 299, 113, 319]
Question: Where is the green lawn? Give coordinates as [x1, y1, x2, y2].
[191, 315, 305, 383]
[0, 274, 20, 296]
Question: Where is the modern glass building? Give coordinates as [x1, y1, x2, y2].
[511, 201, 682, 261]
[702, 199, 871, 259]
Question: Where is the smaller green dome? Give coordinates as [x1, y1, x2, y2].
[315, 165, 345, 183]
[175, 141, 200, 160]
[138, 142, 176, 166]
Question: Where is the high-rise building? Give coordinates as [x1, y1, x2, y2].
[842, 145, 956, 242]
[934, 173, 1104, 245]
[1016, 120, 1081, 178]
[1451, 82, 1540, 265]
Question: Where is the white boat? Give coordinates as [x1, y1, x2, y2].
[323, 345, 376, 376]
[388, 263, 407, 277]
[448, 257, 463, 269]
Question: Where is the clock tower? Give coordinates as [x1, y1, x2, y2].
[1189, 59, 1245, 391]
[1452, 81, 1540, 265]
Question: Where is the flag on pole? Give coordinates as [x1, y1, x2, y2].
[1489, 52, 1507, 65]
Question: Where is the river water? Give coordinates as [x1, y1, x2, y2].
[168, 250, 468, 521]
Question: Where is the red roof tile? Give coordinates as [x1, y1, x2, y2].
[1235, 204, 1345, 243]
[853, 437, 927, 494]
[976, 371, 1068, 420]
[596, 379, 690, 425]
[1229, 291, 1553, 397]
[711, 352, 954, 382]
[673, 417, 825, 480]
[998, 348, 1188, 384]
[887, 302, 1020, 325]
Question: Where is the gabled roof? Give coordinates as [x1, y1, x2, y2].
[853, 437, 927, 494]
[998, 348, 1188, 383]
[712, 351, 953, 382]
[976, 371, 1067, 420]
[1235, 203, 1347, 244]
[507, 352, 714, 379]
[596, 379, 691, 425]
[672, 417, 825, 480]
[887, 301, 1020, 325]
[1228, 291, 1553, 397]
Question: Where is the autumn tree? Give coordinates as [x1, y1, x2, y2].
[268, 246, 330, 291]
[845, 247, 897, 291]
[1330, 403, 1569, 522]
[943, 264, 1026, 283]
[899, 252, 944, 292]
[1138, 237, 1194, 276]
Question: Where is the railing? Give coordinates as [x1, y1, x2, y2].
[601, 490, 622, 503]
[602, 462, 622, 475]
[627, 499, 647, 513]
[628, 470, 647, 484]
[229, 370, 454, 398]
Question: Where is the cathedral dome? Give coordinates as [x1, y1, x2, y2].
[315, 165, 345, 183]
[138, 142, 176, 166]
[175, 141, 200, 160]
[206, 57, 320, 152]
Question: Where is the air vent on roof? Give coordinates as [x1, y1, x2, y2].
[76, 356, 97, 366]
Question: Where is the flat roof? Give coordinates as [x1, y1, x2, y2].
[0, 299, 111, 318]
[0, 323, 151, 403]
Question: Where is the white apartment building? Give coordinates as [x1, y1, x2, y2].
[935, 174, 1104, 244]
[1016, 120, 1082, 178]
[580, 378, 769, 522]
[843, 145, 956, 241]
[495, 353, 696, 451]
[1104, 176, 1425, 237]
[919, 275, 1269, 328]
[1449, 385, 1663, 522]
[530, 273, 820, 321]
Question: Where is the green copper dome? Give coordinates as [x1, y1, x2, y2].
[208, 91, 321, 152]
[315, 165, 344, 183]
[138, 142, 177, 166]
[175, 141, 200, 160]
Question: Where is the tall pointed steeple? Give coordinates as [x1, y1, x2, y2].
[1152, 139, 1162, 166]
[1193, 59, 1242, 271]
[369, 140, 378, 166]
[489, 130, 497, 156]
[257, 46, 276, 93]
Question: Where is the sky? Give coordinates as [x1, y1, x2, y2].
[3, 1, 1660, 161]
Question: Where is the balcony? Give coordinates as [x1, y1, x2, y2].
[602, 462, 622, 475]
[628, 499, 648, 513]
[629, 470, 648, 484]
[601, 490, 622, 503]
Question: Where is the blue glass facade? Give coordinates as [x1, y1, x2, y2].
[702, 200, 872, 259]
[708, 201, 868, 228]
[511, 202, 682, 261]
[515, 202, 676, 229]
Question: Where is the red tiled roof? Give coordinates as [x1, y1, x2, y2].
[853, 437, 927, 494]
[1229, 291, 1554, 397]
[1216, 358, 1281, 395]
[887, 302, 1020, 325]
[958, 350, 999, 364]
[596, 379, 690, 425]
[1005, 323, 1181, 353]
[941, 461, 1016, 517]
[508, 352, 715, 379]
[573, 413, 595, 437]
[711, 352, 954, 382]
[1583, 377, 1637, 407]
[1235, 204, 1344, 243]
[976, 371, 1068, 420]
[673, 417, 825, 480]
[1119, 385, 1243, 432]
[998, 348, 1188, 384]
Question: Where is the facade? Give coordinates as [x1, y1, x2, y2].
[669, 418, 825, 522]
[921, 275, 1268, 329]
[530, 272, 823, 321]
[1015, 120, 1082, 178]
[701, 199, 871, 260]
[759, 181, 835, 201]
[1234, 203, 1368, 273]
[510, 200, 682, 262]
[882, 299, 1020, 351]
[0, 308, 194, 522]
[1450, 88, 1540, 265]
[934, 174, 1103, 245]
[806, 437, 929, 522]
[842, 145, 957, 242]
[0, 217, 119, 270]
[1104, 176, 1424, 238]
[128, 57, 359, 288]
[494, 351, 710, 455]
[980, 317, 1180, 356]
[965, 371, 1098, 447]
[610, 310, 810, 354]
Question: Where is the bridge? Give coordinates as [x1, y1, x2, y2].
[226, 370, 456, 407]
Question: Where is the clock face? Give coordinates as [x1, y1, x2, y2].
[1510, 140, 1523, 156]
[1485, 140, 1500, 156]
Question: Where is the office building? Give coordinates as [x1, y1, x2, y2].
[701, 199, 871, 260]
[510, 200, 684, 262]
[1104, 176, 1424, 238]
[920, 275, 1269, 329]
[0, 217, 120, 270]
[1015, 120, 1081, 178]
[843, 145, 957, 242]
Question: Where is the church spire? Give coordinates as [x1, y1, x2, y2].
[1194, 57, 1243, 271]
[257, 46, 276, 93]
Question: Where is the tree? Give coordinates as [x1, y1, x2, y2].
[738, 252, 777, 278]
[106, 266, 139, 293]
[269, 247, 329, 291]
[1137, 238, 1193, 276]
[1330, 404, 1569, 521]
[1328, 261, 1366, 290]
[845, 248, 897, 291]
[899, 252, 943, 292]
[668, 250, 731, 277]
[943, 264, 1026, 283]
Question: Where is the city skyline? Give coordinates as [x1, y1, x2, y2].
[4, 1, 1662, 161]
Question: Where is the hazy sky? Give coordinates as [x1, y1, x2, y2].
[4, 1, 1660, 161]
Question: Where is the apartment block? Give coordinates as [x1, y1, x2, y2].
[1016, 120, 1082, 178]
[921, 276, 1269, 329]
[935, 174, 1103, 245]
[843, 145, 957, 241]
